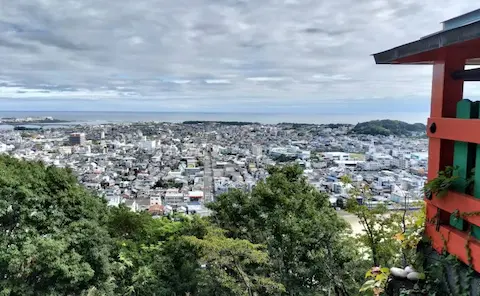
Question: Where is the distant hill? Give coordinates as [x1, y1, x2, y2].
[350, 120, 426, 136]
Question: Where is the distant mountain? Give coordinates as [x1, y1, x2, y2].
[350, 120, 426, 136]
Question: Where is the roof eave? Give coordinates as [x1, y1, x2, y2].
[373, 21, 480, 65]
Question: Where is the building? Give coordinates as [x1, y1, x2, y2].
[251, 144, 262, 156]
[373, 8, 480, 279]
[150, 192, 162, 206]
[188, 190, 204, 202]
[164, 188, 185, 208]
[69, 133, 86, 146]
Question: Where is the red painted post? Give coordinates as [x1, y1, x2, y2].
[426, 51, 465, 247]
[428, 53, 465, 180]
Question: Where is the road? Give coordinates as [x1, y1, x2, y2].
[203, 149, 214, 203]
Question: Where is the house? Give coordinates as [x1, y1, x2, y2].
[164, 188, 186, 208]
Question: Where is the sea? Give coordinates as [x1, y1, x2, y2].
[0, 111, 430, 126]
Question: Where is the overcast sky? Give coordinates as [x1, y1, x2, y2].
[0, 0, 479, 113]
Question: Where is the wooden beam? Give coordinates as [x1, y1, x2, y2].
[427, 117, 480, 144]
[428, 191, 480, 227]
[452, 68, 480, 81]
[425, 224, 480, 271]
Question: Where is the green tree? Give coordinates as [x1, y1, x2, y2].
[109, 206, 283, 296]
[209, 165, 367, 295]
[184, 227, 285, 296]
[108, 208, 203, 295]
[341, 175, 402, 267]
[0, 156, 114, 295]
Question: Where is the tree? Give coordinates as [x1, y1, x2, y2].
[0, 156, 114, 295]
[108, 208, 205, 295]
[209, 165, 367, 295]
[341, 175, 402, 267]
[183, 227, 285, 296]
[108, 206, 283, 296]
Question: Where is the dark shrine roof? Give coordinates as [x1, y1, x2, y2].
[373, 15, 480, 65]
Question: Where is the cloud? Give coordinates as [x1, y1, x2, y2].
[0, 0, 479, 112]
[204, 79, 231, 84]
[246, 77, 287, 82]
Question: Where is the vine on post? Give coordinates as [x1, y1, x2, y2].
[424, 166, 459, 199]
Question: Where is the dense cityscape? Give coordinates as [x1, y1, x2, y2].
[0, 118, 428, 221]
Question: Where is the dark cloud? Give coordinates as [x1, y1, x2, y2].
[19, 31, 90, 51]
[0, 38, 38, 52]
[303, 27, 352, 36]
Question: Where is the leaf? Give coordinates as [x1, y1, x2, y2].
[359, 280, 376, 292]
[394, 233, 405, 241]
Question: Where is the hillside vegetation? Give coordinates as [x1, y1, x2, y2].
[350, 119, 426, 136]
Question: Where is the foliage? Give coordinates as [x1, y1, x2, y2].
[350, 120, 426, 136]
[209, 165, 368, 295]
[394, 202, 426, 269]
[0, 155, 114, 295]
[413, 252, 475, 296]
[342, 175, 402, 267]
[152, 178, 183, 189]
[271, 154, 297, 163]
[423, 166, 459, 198]
[183, 227, 285, 296]
[360, 267, 390, 296]
[108, 206, 283, 296]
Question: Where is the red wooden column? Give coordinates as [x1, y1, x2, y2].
[426, 52, 465, 227]
[428, 53, 465, 179]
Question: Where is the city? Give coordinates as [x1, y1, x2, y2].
[0, 119, 428, 222]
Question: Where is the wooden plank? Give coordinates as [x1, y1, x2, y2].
[452, 100, 477, 192]
[429, 191, 480, 227]
[427, 117, 480, 144]
[425, 224, 480, 271]
[452, 68, 480, 81]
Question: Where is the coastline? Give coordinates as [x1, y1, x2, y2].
[0, 111, 430, 125]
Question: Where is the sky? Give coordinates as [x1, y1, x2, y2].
[0, 0, 479, 113]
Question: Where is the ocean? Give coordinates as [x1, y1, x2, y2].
[0, 111, 430, 125]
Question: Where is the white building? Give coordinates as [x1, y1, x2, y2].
[323, 152, 351, 161]
[138, 140, 156, 151]
[164, 189, 186, 207]
[251, 145, 263, 156]
[150, 193, 162, 206]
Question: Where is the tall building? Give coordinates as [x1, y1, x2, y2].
[69, 133, 86, 146]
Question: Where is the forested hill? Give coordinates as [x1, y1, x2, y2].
[350, 120, 426, 136]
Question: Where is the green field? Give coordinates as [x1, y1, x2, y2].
[349, 153, 365, 161]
